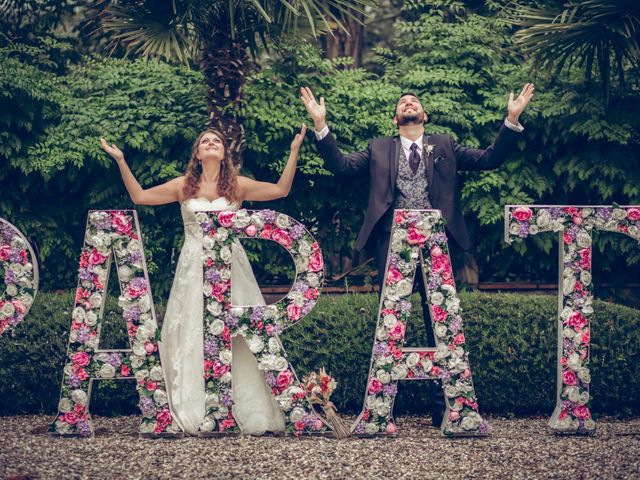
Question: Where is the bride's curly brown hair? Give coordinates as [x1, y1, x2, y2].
[183, 129, 238, 202]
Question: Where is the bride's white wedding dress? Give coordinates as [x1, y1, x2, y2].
[159, 197, 285, 435]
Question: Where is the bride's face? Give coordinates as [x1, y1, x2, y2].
[197, 132, 225, 163]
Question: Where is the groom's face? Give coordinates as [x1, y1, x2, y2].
[394, 94, 428, 126]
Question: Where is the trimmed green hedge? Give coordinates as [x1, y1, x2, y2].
[1, 291, 639, 416]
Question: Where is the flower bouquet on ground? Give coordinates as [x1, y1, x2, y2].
[303, 368, 350, 439]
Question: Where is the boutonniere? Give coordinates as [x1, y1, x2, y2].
[425, 144, 434, 156]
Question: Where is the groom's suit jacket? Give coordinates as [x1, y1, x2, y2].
[316, 122, 521, 253]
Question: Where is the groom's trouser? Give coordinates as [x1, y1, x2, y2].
[375, 231, 451, 423]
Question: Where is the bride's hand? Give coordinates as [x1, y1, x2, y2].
[100, 138, 125, 163]
[290, 123, 307, 152]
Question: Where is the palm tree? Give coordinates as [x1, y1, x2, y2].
[505, 0, 640, 102]
[94, 0, 369, 161]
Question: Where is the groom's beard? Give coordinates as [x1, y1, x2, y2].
[395, 112, 424, 126]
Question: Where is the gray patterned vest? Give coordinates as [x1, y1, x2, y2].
[382, 143, 432, 232]
[394, 143, 432, 210]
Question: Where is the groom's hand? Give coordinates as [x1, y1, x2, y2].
[507, 83, 534, 125]
[300, 87, 327, 132]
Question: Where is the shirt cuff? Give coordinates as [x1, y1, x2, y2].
[504, 117, 524, 132]
[314, 125, 330, 141]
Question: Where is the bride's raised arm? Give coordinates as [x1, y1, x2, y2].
[100, 138, 183, 206]
[237, 123, 307, 202]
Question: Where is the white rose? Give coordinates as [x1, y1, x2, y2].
[206, 393, 220, 408]
[295, 256, 310, 272]
[364, 423, 379, 435]
[130, 355, 145, 368]
[268, 337, 281, 354]
[460, 412, 483, 431]
[395, 279, 413, 298]
[209, 319, 225, 335]
[133, 342, 147, 356]
[445, 297, 460, 313]
[70, 389, 88, 406]
[560, 307, 573, 320]
[275, 214, 291, 229]
[260, 354, 277, 371]
[563, 276, 577, 296]
[202, 236, 215, 251]
[298, 240, 312, 257]
[149, 366, 164, 381]
[420, 358, 433, 373]
[199, 418, 215, 432]
[220, 371, 232, 384]
[529, 225, 540, 235]
[578, 367, 591, 384]
[536, 210, 551, 228]
[576, 230, 592, 248]
[383, 314, 397, 328]
[58, 397, 73, 413]
[435, 324, 448, 338]
[127, 239, 141, 255]
[564, 386, 580, 402]
[71, 307, 86, 323]
[612, 208, 627, 220]
[5, 283, 18, 297]
[391, 238, 404, 253]
[567, 353, 582, 371]
[89, 292, 102, 309]
[99, 363, 116, 379]
[306, 273, 320, 288]
[219, 268, 231, 281]
[135, 369, 149, 381]
[376, 327, 389, 341]
[448, 356, 467, 373]
[219, 349, 232, 365]
[139, 294, 151, 313]
[20, 292, 34, 307]
[247, 335, 265, 354]
[445, 385, 459, 398]
[628, 225, 640, 240]
[434, 343, 450, 361]
[117, 265, 133, 282]
[234, 210, 251, 228]
[274, 357, 289, 371]
[216, 228, 228, 242]
[375, 355, 393, 367]
[85, 336, 99, 349]
[376, 369, 391, 384]
[391, 364, 408, 380]
[584, 418, 596, 431]
[430, 292, 444, 305]
[578, 391, 590, 405]
[580, 270, 592, 286]
[195, 212, 209, 224]
[406, 352, 420, 369]
[290, 407, 306, 423]
[277, 396, 292, 411]
[55, 420, 72, 435]
[509, 223, 520, 236]
[251, 213, 265, 229]
[552, 220, 565, 232]
[153, 389, 168, 405]
[441, 284, 455, 297]
[374, 398, 392, 417]
[220, 246, 232, 263]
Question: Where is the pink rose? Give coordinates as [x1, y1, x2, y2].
[512, 207, 533, 222]
[155, 408, 172, 433]
[307, 250, 323, 273]
[563, 232, 573, 245]
[388, 321, 405, 340]
[217, 211, 236, 227]
[112, 212, 132, 236]
[368, 378, 383, 394]
[430, 246, 442, 257]
[395, 211, 405, 225]
[407, 226, 428, 246]
[120, 364, 131, 377]
[88, 248, 107, 266]
[385, 422, 397, 434]
[213, 362, 230, 379]
[72, 352, 90, 367]
[577, 248, 591, 270]
[431, 255, 451, 274]
[453, 333, 465, 345]
[449, 410, 460, 422]
[261, 224, 275, 239]
[0, 244, 11, 261]
[566, 311, 587, 330]
[144, 342, 156, 354]
[562, 370, 577, 385]
[627, 208, 640, 222]
[286, 303, 302, 321]
[581, 329, 590, 344]
[146, 381, 158, 391]
[128, 283, 147, 299]
[313, 418, 324, 431]
[245, 225, 257, 237]
[11, 299, 26, 315]
[210, 282, 229, 302]
[385, 268, 403, 285]
[220, 418, 236, 431]
[63, 411, 79, 425]
[272, 229, 293, 249]
[276, 370, 294, 389]
[431, 305, 448, 323]
[573, 405, 591, 420]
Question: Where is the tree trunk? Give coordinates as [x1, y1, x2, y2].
[199, 31, 249, 165]
[322, 13, 365, 67]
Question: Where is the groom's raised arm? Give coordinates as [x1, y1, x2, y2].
[301, 87, 370, 176]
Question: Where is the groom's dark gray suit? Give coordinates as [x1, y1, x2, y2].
[316, 122, 521, 256]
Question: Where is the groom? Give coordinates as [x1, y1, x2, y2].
[301, 83, 534, 425]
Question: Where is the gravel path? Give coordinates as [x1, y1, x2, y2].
[1, 415, 639, 479]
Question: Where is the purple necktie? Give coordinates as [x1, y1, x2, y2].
[409, 143, 420, 175]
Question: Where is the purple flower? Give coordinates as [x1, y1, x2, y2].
[205, 268, 221, 283]
[225, 313, 239, 329]
[262, 210, 276, 223]
[78, 268, 93, 282]
[399, 300, 412, 313]
[203, 339, 218, 357]
[301, 302, 313, 315]
[597, 208, 613, 220]
[129, 277, 147, 290]
[0, 223, 14, 242]
[76, 326, 91, 344]
[289, 224, 305, 240]
[373, 342, 390, 356]
[138, 396, 155, 415]
[9, 250, 23, 263]
[353, 422, 365, 434]
[93, 217, 113, 230]
[439, 371, 452, 384]
[383, 384, 398, 396]
[108, 353, 123, 368]
[68, 375, 82, 388]
[251, 307, 264, 323]
[265, 372, 277, 388]
[479, 420, 490, 434]
[129, 250, 143, 265]
[549, 208, 563, 219]
[76, 420, 92, 436]
[220, 393, 233, 408]
[123, 306, 141, 323]
[517, 223, 529, 238]
[449, 316, 462, 334]
[4, 268, 16, 284]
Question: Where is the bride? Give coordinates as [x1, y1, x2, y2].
[100, 123, 307, 435]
